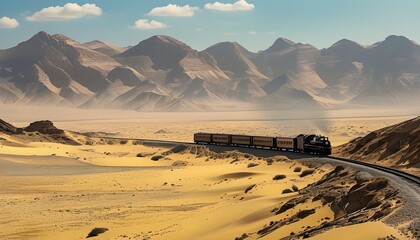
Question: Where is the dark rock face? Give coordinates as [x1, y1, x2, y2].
[336, 116, 420, 170]
[0, 119, 23, 134]
[255, 166, 402, 240]
[345, 177, 389, 213]
[24, 120, 64, 134]
[296, 209, 316, 219]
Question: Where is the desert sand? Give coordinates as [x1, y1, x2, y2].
[0, 119, 413, 240]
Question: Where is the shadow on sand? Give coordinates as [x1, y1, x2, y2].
[206, 144, 317, 160]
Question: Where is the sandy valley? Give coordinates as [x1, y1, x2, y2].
[0, 108, 418, 240]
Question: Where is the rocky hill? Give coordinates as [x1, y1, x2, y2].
[1, 32, 419, 111]
[335, 116, 420, 175]
[0, 119, 80, 145]
[0, 119, 23, 134]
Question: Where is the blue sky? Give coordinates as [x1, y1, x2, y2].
[0, 0, 419, 51]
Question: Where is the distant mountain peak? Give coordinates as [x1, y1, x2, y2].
[266, 37, 296, 52]
[149, 35, 190, 48]
[120, 35, 192, 58]
[381, 35, 414, 46]
[206, 41, 248, 53]
[29, 31, 53, 42]
[52, 34, 80, 45]
[331, 39, 361, 48]
[24, 31, 78, 47]
[86, 40, 104, 44]
[84, 40, 118, 49]
[323, 38, 364, 56]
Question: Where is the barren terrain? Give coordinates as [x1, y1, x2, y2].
[0, 109, 419, 239]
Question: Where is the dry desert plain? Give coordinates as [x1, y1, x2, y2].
[0, 105, 419, 240]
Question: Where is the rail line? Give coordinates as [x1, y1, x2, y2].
[99, 136, 420, 186]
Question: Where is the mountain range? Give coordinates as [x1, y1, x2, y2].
[0, 32, 419, 111]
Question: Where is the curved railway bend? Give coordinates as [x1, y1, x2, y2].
[100, 136, 420, 236]
[101, 136, 419, 184]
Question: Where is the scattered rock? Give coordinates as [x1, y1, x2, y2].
[300, 169, 315, 177]
[86, 228, 108, 238]
[354, 172, 373, 184]
[155, 129, 169, 134]
[276, 197, 306, 215]
[273, 174, 286, 180]
[296, 209, 316, 219]
[282, 189, 293, 194]
[245, 184, 256, 193]
[166, 144, 188, 154]
[151, 155, 164, 161]
[172, 160, 188, 166]
[235, 233, 249, 240]
[248, 163, 259, 168]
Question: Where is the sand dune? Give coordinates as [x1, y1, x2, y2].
[0, 118, 414, 239]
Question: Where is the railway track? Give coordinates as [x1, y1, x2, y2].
[327, 156, 420, 186]
[99, 136, 420, 186]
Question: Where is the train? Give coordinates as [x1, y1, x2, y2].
[194, 133, 332, 156]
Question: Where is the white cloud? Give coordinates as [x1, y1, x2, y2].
[204, 0, 255, 12]
[248, 31, 257, 35]
[132, 19, 168, 30]
[148, 4, 199, 17]
[0, 16, 19, 28]
[26, 3, 102, 21]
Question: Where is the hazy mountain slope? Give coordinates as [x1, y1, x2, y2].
[0, 32, 121, 106]
[1, 32, 419, 111]
[335, 116, 420, 175]
[79, 81, 133, 109]
[259, 75, 325, 109]
[315, 39, 366, 102]
[203, 42, 267, 80]
[83, 40, 127, 57]
[107, 66, 145, 87]
[251, 39, 331, 105]
[316, 36, 420, 104]
[351, 35, 420, 105]
[117, 35, 229, 83]
[114, 35, 237, 106]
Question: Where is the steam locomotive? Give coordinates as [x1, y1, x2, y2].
[194, 133, 332, 156]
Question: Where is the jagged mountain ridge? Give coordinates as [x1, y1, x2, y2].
[0, 32, 419, 111]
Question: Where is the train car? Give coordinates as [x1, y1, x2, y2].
[231, 135, 252, 146]
[275, 137, 296, 150]
[212, 134, 231, 145]
[194, 133, 212, 144]
[252, 136, 275, 148]
[193, 132, 331, 156]
[296, 134, 305, 151]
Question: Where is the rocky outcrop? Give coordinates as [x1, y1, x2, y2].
[0, 119, 23, 134]
[336, 116, 420, 174]
[0, 119, 80, 145]
[24, 120, 64, 135]
[255, 166, 402, 239]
